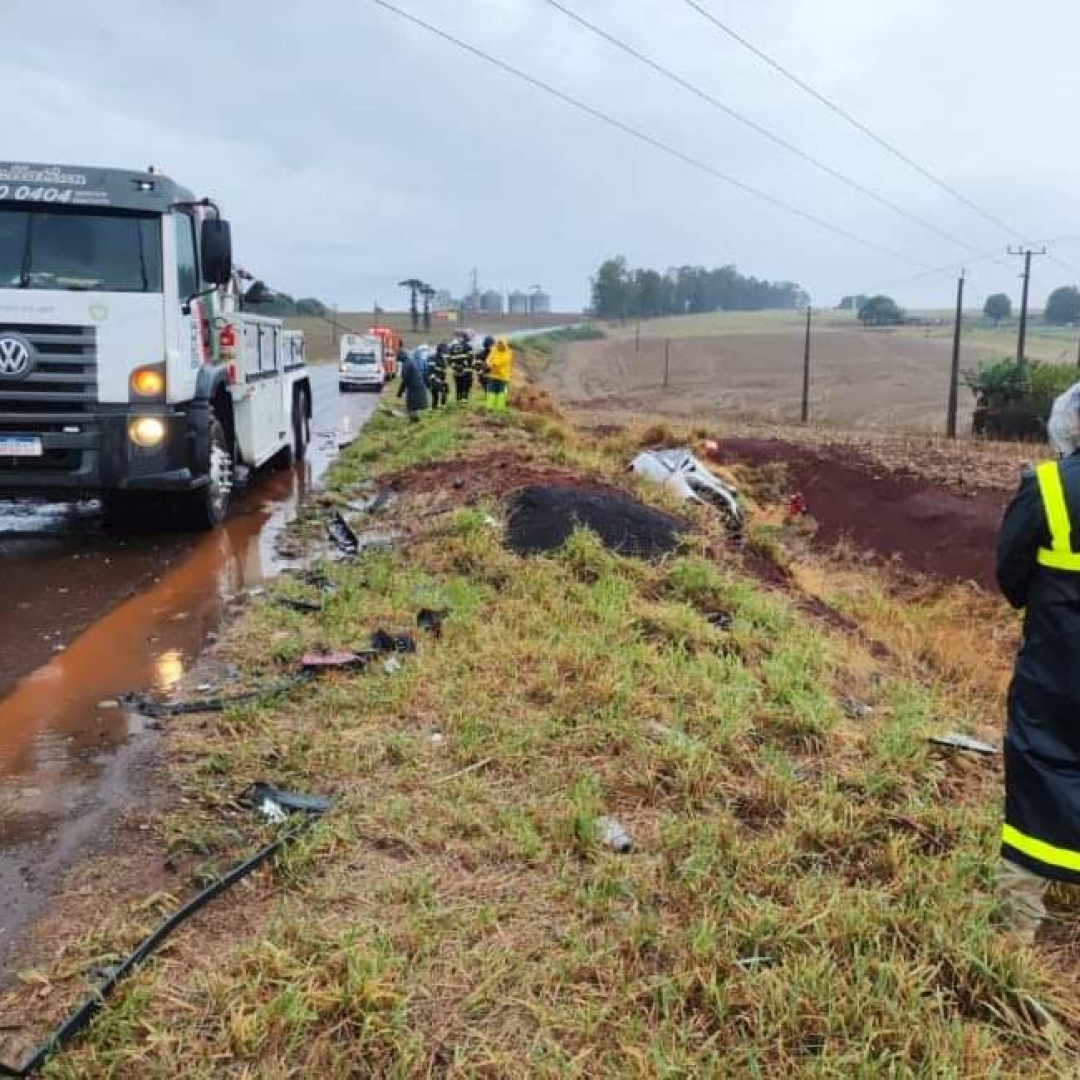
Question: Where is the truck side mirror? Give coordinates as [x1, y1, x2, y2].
[200, 218, 233, 285]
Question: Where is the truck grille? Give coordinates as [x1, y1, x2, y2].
[0, 324, 97, 418]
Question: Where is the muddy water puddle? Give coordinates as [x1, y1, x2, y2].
[0, 371, 379, 964]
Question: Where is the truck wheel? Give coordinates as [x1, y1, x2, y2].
[180, 414, 234, 530]
[293, 390, 311, 460]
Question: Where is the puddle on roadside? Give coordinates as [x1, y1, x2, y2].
[0, 376, 378, 965]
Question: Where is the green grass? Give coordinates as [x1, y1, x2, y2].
[37, 397, 1077, 1076]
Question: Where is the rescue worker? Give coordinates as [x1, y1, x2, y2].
[485, 337, 513, 411]
[475, 334, 495, 395]
[996, 380, 1080, 940]
[395, 346, 428, 422]
[429, 343, 450, 409]
[449, 332, 475, 403]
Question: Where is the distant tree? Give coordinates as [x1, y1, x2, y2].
[294, 297, 328, 317]
[591, 257, 803, 319]
[399, 278, 425, 332]
[1045, 285, 1080, 325]
[857, 295, 904, 326]
[591, 257, 632, 320]
[838, 294, 869, 312]
[983, 293, 1012, 327]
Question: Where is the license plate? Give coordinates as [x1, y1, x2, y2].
[0, 435, 43, 457]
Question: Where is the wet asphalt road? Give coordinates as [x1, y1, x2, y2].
[0, 366, 380, 968]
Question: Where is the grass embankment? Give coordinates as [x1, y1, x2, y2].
[39, 372, 1080, 1075]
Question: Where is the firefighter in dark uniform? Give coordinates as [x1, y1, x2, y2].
[997, 437, 1080, 939]
[429, 343, 450, 409]
[449, 332, 475, 403]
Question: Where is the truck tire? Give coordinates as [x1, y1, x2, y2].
[180, 414, 234, 530]
[293, 389, 311, 460]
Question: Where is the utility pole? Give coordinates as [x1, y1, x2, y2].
[1008, 246, 1046, 370]
[947, 271, 965, 439]
[800, 304, 812, 424]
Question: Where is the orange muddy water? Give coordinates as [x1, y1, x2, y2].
[0, 367, 380, 965]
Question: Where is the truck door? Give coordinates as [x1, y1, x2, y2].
[171, 213, 204, 399]
[254, 322, 285, 463]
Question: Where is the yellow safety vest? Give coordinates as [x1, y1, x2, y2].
[1036, 460, 1080, 572]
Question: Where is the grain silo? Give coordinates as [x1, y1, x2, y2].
[508, 290, 529, 315]
[481, 289, 504, 315]
[528, 289, 552, 315]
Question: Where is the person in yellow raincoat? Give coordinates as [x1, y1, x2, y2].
[485, 337, 512, 411]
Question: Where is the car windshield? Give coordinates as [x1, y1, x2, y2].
[0, 206, 162, 292]
[346, 352, 377, 364]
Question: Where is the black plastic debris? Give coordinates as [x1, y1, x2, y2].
[370, 629, 417, 654]
[929, 732, 999, 755]
[0, 784, 329, 1079]
[119, 675, 310, 718]
[506, 485, 684, 560]
[327, 511, 359, 555]
[272, 596, 323, 614]
[705, 611, 733, 631]
[417, 608, 449, 638]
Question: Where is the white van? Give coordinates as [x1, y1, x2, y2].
[338, 334, 385, 393]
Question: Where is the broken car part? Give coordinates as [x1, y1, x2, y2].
[630, 448, 742, 527]
[417, 608, 449, 638]
[929, 731, 999, 755]
[119, 674, 311, 718]
[327, 511, 360, 555]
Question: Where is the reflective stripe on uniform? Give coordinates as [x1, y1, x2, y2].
[1036, 460, 1080, 571]
[1003, 822, 1080, 873]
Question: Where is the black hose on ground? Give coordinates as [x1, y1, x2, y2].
[119, 673, 312, 718]
[0, 793, 327, 1078]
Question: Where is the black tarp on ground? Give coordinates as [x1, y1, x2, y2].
[505, 485, 684, 560]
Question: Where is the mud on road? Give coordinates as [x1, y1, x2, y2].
[0, 366, 381, 975]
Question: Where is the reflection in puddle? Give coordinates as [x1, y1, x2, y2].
[153, 649, 185, 696]
[0, 378, 375, 816]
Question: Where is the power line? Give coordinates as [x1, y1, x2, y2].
[541, 0, 984, 256]
[370, 0, 930, 269]
[681, 0, 1033, 245]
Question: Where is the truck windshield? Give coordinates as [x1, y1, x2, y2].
[0, 206, 162, 292]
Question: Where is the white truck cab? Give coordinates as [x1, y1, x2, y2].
[0, 162, 312, 529]
[338, 333, 385, 393]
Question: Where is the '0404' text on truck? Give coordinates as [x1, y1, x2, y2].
[0, 162, 312, 529]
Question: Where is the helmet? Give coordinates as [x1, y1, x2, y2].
[483, 335, 495, 348]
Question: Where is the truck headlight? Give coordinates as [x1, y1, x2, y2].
[129, 416, 166, 448]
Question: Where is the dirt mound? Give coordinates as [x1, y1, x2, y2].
[506, 485, 684, 559]
[722, 438, 1010, 587]
[383, 454, 607, 505]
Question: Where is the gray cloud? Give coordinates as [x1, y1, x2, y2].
[4, 0, 1078, 311]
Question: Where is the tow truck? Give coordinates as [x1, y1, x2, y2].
[0, 161, 312, 529]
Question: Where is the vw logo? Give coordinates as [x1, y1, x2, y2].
[0, 334, 33, 379]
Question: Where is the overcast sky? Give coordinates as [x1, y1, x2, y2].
[4, 0, 1078, 312]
